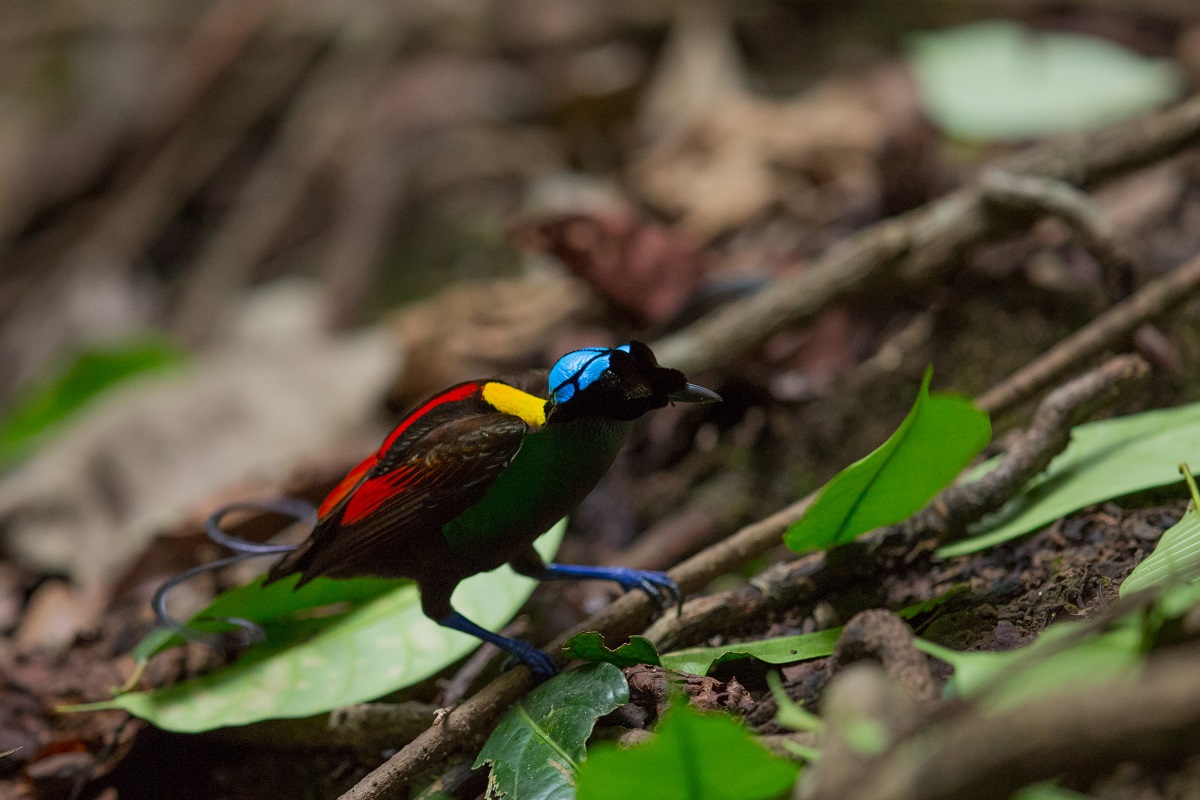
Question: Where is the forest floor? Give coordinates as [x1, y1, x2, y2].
[4, 1, 1200, 799]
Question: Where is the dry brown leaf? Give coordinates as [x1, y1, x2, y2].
[13, 581, 103, 654]
[0, 281, 402, 588]
[630, 3, 887, 240]
[385, 272, 594, 404]
[512, 211, 706, 324]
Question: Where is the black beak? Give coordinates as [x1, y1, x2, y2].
[670, 383, 722, 404]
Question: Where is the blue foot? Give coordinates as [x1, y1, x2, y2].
[539, 564, 683, 614]
[438, 612, 557, 681]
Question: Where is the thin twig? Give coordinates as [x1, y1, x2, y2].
[976, 251, 1200, 416]
[902, 353, 1150, 545]
[980, 168, 1138, 298]
[652, 93, 1200, 377]
[174, 7, 400, 345]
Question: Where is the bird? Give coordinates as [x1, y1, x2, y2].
[184, 340, 719, 680]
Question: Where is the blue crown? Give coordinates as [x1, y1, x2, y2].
[549, 344, 631, 404]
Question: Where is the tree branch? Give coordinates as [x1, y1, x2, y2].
[653, 93, 1200, 377]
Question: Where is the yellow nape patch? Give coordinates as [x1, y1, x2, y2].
[482, 382, 547, 428]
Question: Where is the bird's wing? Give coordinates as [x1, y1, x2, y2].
[268, 412, 528, 582]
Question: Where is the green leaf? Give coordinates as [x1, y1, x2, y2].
[659, 628, 842, 677]
[576, 695, 800, 800]
[841, 717, 891, 757]
[652, 591, 962, 679]
[0, 338, 186, 463]
[1011, 782, 1096, 800]
[133, 572, 408, 663]
[915, 620, 1143, 713]
[562, 632, 661, 668]
[908, 21, 1182, 141]
[70, 521, 566, 731]
[1122, 501, 1200, 596]
[1121, 467, 1200, 597]
[766, 671, 822, 734]
[919, 574, 1200, 715]
[895, 583, 970, 619]
[940, 402, 1200, 557]
[474, 663, 629, 800]
[785, 368, 990, 554]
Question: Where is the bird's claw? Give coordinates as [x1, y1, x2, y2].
[501, 644, 558, 682]
[621, 569, 683, 615]
[535, 564, 684, 615]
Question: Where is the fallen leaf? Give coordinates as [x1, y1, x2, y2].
[512, 212, 705, 324]
[385, 274, 593, 406]
[630, 4, 887, 239]
[0, 281, 402, 587]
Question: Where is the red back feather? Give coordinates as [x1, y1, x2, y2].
[316, 381, 483, 520]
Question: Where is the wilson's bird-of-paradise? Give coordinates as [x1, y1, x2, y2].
[156, 341, 719, 678]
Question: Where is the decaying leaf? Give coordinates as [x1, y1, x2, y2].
[511, 211, 706, 325]
[630, 4, 889, 240]
[0, 281, 403, 587]
[385, 273, 594, 405]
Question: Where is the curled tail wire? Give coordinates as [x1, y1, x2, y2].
[152, 498, 317, 644]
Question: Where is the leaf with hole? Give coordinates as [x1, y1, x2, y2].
[562, 631, 661, 668]
[576, 695, 800, 800]
[941, 402, 1200, 557]
[785, 367, 990, 554]
[474, 662, 629, 800]
[659, 628, 841, 677]
[68, 521, 565, 731]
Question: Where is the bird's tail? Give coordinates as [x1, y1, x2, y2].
[151, 498, 316, 643]
[262, 535, 316, 585]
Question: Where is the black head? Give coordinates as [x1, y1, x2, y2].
[545, 340, 719, 423]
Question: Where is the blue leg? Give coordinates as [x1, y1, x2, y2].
[537, 564, 683, 613]
[438, 612, 557, 681]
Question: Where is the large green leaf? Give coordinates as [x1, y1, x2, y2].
[72, 521, 565, 731]
[785, 368, 990, 554]
[909, 21, 1182, 141]
[0, 338, 186, 463]
[474, 663, 629, 800]
[940, 403, 1200, 557]
[659, 628, 842, 677]
[576, 695, 800, 800]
